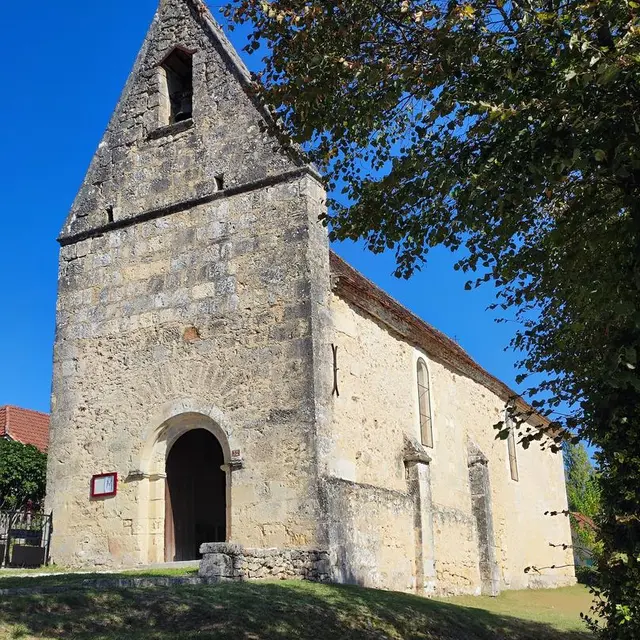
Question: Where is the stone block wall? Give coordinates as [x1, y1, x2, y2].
[47, 0, 333, 568]
[323, 477, 416, 593]
[327, 292, 575, 595]
[47, 175, 330, 567]
[199, 543, 331, 582]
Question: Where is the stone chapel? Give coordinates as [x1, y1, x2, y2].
[46, 0, 575, 595]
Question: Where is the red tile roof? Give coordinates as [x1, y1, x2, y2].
[0, 406, 50, 452]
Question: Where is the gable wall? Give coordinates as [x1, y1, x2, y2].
[48, 0, 334, 568]
[327, 293, 575, 594]
[48, 176, 329, 567]
[61, 0, 300, 241]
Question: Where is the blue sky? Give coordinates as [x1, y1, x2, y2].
[0, 0, 520, 414]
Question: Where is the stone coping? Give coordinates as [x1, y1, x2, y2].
[199, 543, 328, 557]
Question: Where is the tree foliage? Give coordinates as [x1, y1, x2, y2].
[225, 0, 640, 636]
[0, 439, 47, 511]
[566, 443, 601, 522]
[565, 441, 602, 560]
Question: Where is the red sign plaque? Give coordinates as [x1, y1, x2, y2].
[91, 473, 118, 499]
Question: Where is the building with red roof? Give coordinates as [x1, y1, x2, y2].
[0, 406, 49, 452]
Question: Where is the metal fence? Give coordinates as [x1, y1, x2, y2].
[0, 510, 52, 568]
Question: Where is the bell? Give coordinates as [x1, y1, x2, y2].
[174, 91, 193, 123]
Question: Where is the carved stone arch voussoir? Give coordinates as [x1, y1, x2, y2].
[135, 398, 236, 478]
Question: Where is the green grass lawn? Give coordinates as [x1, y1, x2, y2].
[0, 580, 593, 640]
[438, 586, 594, 633]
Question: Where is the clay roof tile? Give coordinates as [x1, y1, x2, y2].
[0, 406, 50, 452]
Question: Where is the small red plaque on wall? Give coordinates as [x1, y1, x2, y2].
[91, 473, 118, 499]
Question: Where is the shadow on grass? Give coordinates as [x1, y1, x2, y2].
[0, 580, 591, 640]
[0, 569, 198, 591]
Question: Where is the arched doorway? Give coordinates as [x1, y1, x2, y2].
[165, 429, 227, 562]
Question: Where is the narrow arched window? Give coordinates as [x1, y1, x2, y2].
[506, 405, 519, 482]
[417, 358, 433, 448]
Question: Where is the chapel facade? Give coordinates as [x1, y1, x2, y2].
[46, 0, 575, 595]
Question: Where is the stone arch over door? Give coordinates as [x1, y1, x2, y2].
[134, 399, 235, 565]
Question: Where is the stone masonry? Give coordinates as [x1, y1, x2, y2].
[47, 0, 332, 567]
[199, 544, 331, 582]
[46, 0, 575, 595]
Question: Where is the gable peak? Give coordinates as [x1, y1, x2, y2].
[155, 0, 252, 82]
[59, 0, 314, 243]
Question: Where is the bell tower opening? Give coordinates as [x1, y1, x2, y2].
[159, 47, 193, 126]
[165, 428, 226, 562]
